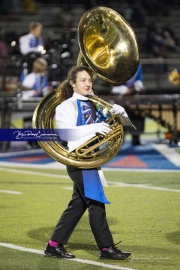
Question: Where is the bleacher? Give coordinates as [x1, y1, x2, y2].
[0, 2, 180, 94]
[0, 3, 179, 89]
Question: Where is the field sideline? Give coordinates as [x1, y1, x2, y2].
[0, 166, 180, 270]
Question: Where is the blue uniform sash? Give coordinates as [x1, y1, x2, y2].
[76, 99, 110, 204]
[33, 75, 48, 97]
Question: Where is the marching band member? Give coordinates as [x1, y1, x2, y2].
[20, 57, 50, 149]
[44, 66, 131, 260]
[20, 57, 50, 99]
[112, 64, 146, 145]
[19, 22, 44, 56]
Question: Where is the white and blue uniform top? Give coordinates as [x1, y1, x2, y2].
[19, 33, 43, 55]
[55, 92, 98, 153]
[21, 72, 48, 99]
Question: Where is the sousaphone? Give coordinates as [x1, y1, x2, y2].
[32, 6, 139, 168]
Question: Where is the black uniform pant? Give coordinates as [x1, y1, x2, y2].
[50, 165, 114, 249]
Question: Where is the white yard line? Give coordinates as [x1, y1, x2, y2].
[152, 143, 180, 166]
[0, 167, 179, 193]
[0, 243, 136, 270]
[103, 167, 180, 173]
[0, 161, 66, 169]
[0, 167, 69, 178]
[109, 182, 180, 193]
[0, 190, 22, 195]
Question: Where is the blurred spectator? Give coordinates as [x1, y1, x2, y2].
[19, 22, 44, 79]
[19, 57, 51, 149]
[55, 5, 72, 28]
[145, 23, 165, 58]
[161, 25, 178, 53]
[111, 64, 146, 146]
[19, 22, 44, 56]
[145, 22, 179, 58]
[0, 33, 9, 74]
[20, 57, 51, 99]
[0, 34, 9, 58]
[112, 64, 145, 95]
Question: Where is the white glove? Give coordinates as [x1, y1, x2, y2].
[111, 85, 129, 95]
[92, 122, 111, 135]
[134, 80, 144, 92]
[109, 104, 128, 117]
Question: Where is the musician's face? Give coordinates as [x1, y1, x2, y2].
[32, 26, 42, 37]
[71, 70, 93, 96]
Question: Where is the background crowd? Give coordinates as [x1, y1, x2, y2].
[0, 0, 180, 147]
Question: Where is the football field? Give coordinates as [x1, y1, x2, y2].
[0, 166, 179, 270]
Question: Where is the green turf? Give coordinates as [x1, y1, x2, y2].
[0, 167, 180, 270]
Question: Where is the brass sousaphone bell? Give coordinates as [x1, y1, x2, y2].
[32, 7, 139, 168]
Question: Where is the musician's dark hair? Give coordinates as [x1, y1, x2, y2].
[57, 66, 93, 100]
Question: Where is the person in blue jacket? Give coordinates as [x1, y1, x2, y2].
[112, 64, 146, 145]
